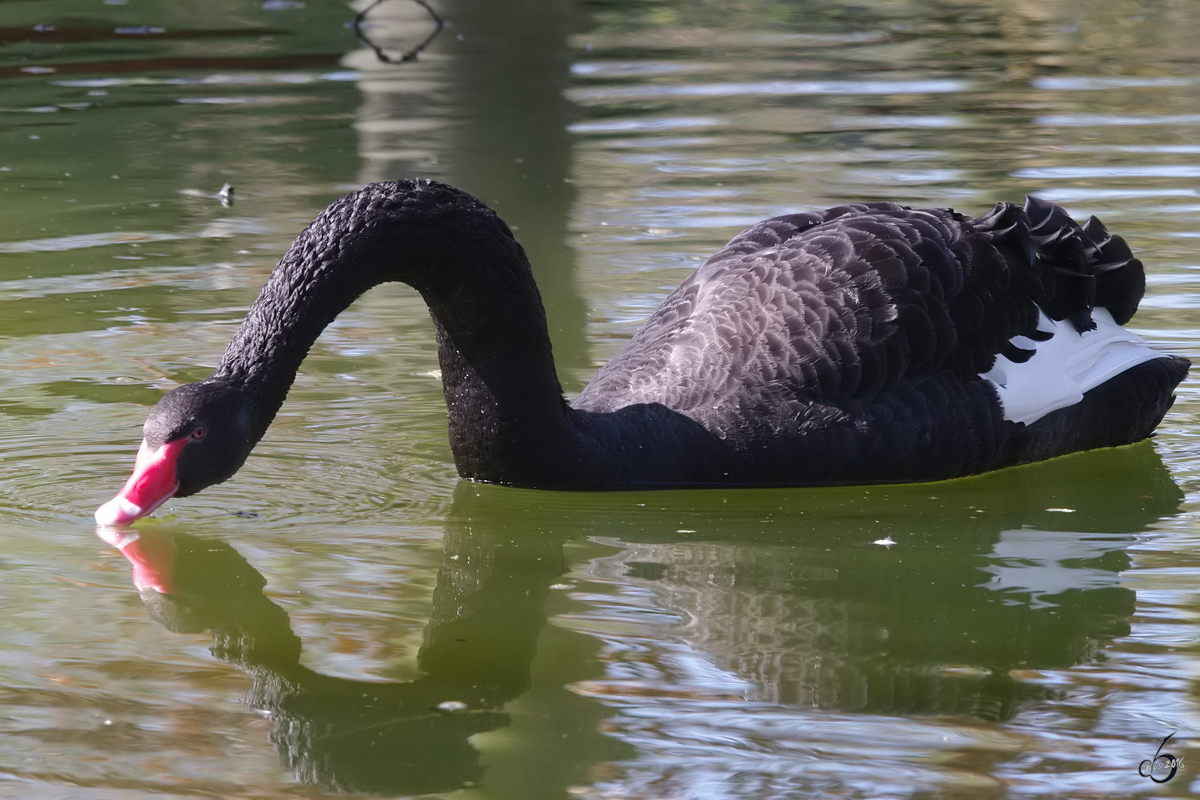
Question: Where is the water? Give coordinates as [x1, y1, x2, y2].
[3, 0, 1200, 796]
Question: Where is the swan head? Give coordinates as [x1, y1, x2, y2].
[96, 380, 253, 526]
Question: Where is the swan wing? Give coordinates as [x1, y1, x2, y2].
[573, 199, 1152, 430]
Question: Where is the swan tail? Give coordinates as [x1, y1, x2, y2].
[969, 197, 1147, 332]
[1008, 355, 1190, 463]
[1078, 213, 1145, 326]
[970, 197, 1187, 431]
[1023, 195, 1146, 330]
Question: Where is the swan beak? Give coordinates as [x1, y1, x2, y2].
[95, 438, 186, 526]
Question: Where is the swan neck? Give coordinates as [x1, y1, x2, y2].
[206, 182, 575, 479]
[210, 204, 396, 437]
[424, 266, 575, 484]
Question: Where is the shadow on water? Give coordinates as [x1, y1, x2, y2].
[98, 441, 1181, 794]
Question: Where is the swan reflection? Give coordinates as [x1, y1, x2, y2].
[98, 442, 1182, 794]
[97, 517, 618, 794]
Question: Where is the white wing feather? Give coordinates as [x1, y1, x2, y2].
[981, 307, 1167, 426]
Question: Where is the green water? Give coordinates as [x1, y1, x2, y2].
[3, 0, 1200, 797]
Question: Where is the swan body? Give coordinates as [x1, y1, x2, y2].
[96, 180, 1188, 525]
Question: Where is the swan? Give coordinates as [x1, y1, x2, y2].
[95, 179, 1189, 525]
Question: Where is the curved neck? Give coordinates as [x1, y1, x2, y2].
[212, 228, 367, 419]
[211, 181, 573, 480]
[424, 269, 573, 485]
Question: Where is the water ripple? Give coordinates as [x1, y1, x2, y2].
[1013, 166, 1200, 180]
[0, 231, 182, 254]
[1037, 113, 1200, 127]
[569, 79, 968, 104]
[568, 116, 726, 134]
[1033, 76, 1200, 91]
[53, 71, 359, 88]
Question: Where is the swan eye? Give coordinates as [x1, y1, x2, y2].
[190, 427, 207, 441]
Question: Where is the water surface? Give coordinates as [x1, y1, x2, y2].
[3, 0, 1200, 797]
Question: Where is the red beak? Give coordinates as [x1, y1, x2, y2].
[95, 438, 187, 526]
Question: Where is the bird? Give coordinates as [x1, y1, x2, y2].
[95, 179, 1189, 526]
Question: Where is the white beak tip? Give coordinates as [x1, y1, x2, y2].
[95, 497, 143, 527]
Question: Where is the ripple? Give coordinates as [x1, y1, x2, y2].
[1037, 113, 1200, 127]
[0, 231, 182, 254]
[53, 71, 359, 88]
[571, 61, 703, 79]
[832, 113, 965, 129]
[568, 116, 726, 134]
[1033, 188, 1200, 203]
[176, 95, 311, 106]
[1033, 76, 1200, 91]
[1013, 165, 1200, 180]
[569, 79, 968, 104]
[0, 218, 271, 255]
[1063, 144, 1200, 154]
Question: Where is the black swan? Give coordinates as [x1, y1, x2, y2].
[96, 179, 1189, 525]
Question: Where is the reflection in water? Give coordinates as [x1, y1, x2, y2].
[352, 0, 590, 384]
[97, 518, 613, 795]
[99, 443, 1182, 793]
[573, 444, 1181, 725]
[352, 0, 444, 65]
[560, 446, 1188, 796]
[2, 0, 1198, 795]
